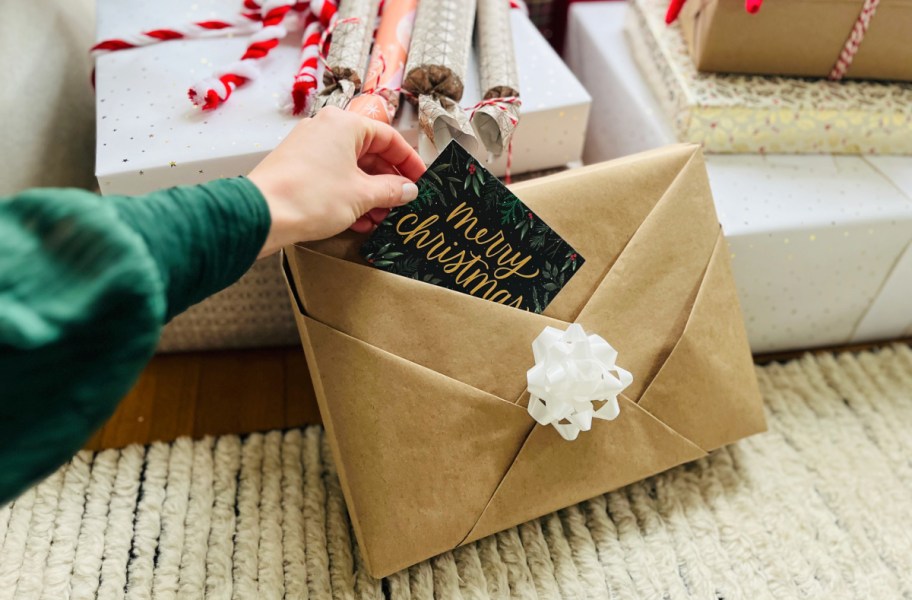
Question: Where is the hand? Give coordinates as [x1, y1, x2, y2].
[249, 106, 425, 258]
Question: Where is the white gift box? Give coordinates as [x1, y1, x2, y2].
[95, 0, 590, 351]
[565, 2, 912, 353]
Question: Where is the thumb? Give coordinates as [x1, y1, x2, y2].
[361, 174, 420, 210]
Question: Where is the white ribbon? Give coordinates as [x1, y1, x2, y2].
[526, 324, 633, 441]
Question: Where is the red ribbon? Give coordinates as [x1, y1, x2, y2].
[666, 0, 763, 24]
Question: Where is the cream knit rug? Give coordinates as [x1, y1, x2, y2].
[4, 346, 912, 599]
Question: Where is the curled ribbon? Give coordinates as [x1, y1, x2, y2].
[526, 324, 633, 441]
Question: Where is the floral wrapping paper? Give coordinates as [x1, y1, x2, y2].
[627, 0, 912, 155]
[403, 0, 478, 159]
[311, 0, 382, 113]
[347, 0, 418, 123]
[472, 0, 521, 158]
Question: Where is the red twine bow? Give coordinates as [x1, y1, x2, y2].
[467, 96, 521, 184]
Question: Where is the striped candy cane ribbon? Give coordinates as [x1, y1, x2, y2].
[829, 0, 881, 81]
[468, 96, 521, 184]
[188, 0, 302, 110]
[291, 0, 338, 115]
[91, 14, 262, 56]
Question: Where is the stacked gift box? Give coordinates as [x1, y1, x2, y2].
[565, 0, 912, 353]
[94, 0, 590, 351]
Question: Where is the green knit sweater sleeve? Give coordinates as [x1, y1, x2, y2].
[0, 178, 270, 504]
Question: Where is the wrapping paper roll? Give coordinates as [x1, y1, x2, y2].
[472, 0, 521, 158]
[311, 0, 382, 113]
[347, 0, 418, 123]
[403, 0, 478, 160]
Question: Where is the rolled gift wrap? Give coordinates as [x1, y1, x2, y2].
[472, 0, 521, 159]
[348, 0, 418, 123]
[403, 0, 479, 161]
[311, 0, 382, 113]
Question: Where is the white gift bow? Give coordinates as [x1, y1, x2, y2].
[526, 324, 633, 441]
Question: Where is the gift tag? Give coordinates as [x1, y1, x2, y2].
[362, 141, 585, 313]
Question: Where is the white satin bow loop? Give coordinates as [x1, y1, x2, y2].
[526, 324, 633, 441]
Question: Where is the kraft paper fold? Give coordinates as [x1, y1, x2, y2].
[284, 144, 767, 577]
[311, 0, 382, 113]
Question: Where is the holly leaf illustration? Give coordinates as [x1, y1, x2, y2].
[499, 195, 525, 225]
[398, 255, 423, 277]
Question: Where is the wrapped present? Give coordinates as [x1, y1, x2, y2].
[626, 0, 912, 154]
[402, 0, 480, 160]
[94, 0, 589, 352]
[310, 0, 381, 112]
[283, 144, 767, 576]
[472, 0, 522, 159]
[347, 0, 419, 124]
[674, 0, 912, 82]
[397, 11, 589, 178]
[567, 1, 912, 353]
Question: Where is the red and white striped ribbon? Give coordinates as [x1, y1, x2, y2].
[188, 0, 301, 110]
[291, 0, 338, 115]
[91, 14, 262, 56]
[829, 0, 881, 81]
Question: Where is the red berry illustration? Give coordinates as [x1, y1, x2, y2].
[570, 253, 577, 261]
[468, 164, 476, 175]
[527, 212, 533, 220]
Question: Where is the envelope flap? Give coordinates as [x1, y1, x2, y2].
[298, 316, 535, 577]
[512, 144, 706, 322]
[573, 147, 721, 401]
[289, 244, 566, 401]
[461, 397, 707, 545]
[638, 232, 767, 450]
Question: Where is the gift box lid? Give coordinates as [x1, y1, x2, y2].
[94, 0, 590, 194]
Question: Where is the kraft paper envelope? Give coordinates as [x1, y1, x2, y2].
[283, 144, 767, 577]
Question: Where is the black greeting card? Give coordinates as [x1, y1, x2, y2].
[361, 141, 585, 313]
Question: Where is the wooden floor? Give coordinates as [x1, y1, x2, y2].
[85, 347, 320, 450]
[85, 338, 912, 450]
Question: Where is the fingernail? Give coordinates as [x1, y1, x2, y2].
[401, 183, 419, 203]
